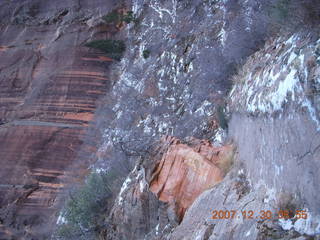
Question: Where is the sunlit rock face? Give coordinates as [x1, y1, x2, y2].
[0, 0, 118, 238]
[150, 136, 235, 221]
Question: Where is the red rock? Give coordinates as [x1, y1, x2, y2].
[0, 1, 119, 238]
[150, 136, 235, 220]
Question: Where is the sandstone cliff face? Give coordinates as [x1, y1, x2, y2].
[0, 0, 118, 238]
[89, 0, 319, 239]
[93, 0, 269, 174]
[150, 136, 234, 221]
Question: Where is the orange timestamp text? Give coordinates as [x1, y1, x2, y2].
[211, 210, 308, 220]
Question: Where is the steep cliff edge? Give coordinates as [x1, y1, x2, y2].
[106, 33, 320, 240]
[96, 1, 320, 239]
[104, 136, 235, 240]
[168, 33, 320, 240]
[1, 0, 319, 239]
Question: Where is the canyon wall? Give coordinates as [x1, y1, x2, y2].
[0, 0, 319, 239]
[168, 33, 320, 240]
[0, 0, 118, 238]
[96, 1, 320, 239]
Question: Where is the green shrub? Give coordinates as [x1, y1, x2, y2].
[54, 171, 112, 239]
[102, 10, 135, 24]
[85, 39, 126, 61]
[122, 11, 135, 24]
[102, 10, 120, 23]
[142, 49, 151, 59]
[265, 0, 320, 31]
[268, 0, 290, 25]
[217, 105, 228, 130]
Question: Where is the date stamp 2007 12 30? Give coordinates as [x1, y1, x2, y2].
[210, 210, 308, 220]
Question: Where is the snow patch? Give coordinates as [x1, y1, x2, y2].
[279, 210, 320, 235]
[263, 187, 276, 204]
[213, 128, 225, 146]
[56, 214, 67, 224]
[293, 211, 320, 235]
[279, 219, 293, 230]
[118, 176, 132, 205]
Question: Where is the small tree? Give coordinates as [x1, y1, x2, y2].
[54, 171, 112, 240]
[102, 10, 120, 23]
[142, 49, 151, 59]
[122, 11, 135, 24]
[85, 39, 126, 61]
[102, 10, 136, 24]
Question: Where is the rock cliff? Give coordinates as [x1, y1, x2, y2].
[1, 0, 320, 239]
[0, 0, 119, 238]
[104, 135, 235, 240]
[96, 0, 320, 239]
[168, 32, 320, 240]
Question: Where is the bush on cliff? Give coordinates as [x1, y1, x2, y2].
[54, 171, 112, 239]
[217, 105, 228, 130]
[265, 0, 320, 32]
[85, 39, 126, 61]
[143, 49, 151, 59]
[102, 10, 120, 23]
[103, 10, 135, 24]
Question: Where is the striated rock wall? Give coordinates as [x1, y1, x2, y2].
[0, 0, 119, 238]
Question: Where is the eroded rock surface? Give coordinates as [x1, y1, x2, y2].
[150, 136, 234, 221]
[168, 33, 320, 240]
[0, 0, 119, 238]
[104, 136, 234, 239]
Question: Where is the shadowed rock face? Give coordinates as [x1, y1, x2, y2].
[168, 33, 320, 240]
[0, 0, 118, 238]
[150, 136, 235, 221]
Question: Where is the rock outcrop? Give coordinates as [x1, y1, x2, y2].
[168, 33, 320, 240]
[105, 31, 320, 240]
[104, 136, 235, 239]
[150, 136, 235, 221]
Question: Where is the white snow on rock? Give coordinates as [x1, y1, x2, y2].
[213, 128, 226, 146]
[136, 167, 148, 193]
[56, 214, 67, 225]
[118, 176, 132, 205]
[279, 209, 320, 235]
[230, 34, 320, 130]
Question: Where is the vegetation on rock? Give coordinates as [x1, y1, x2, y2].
[85, 39, 126, 61]
[103, 10, 135, 24]
[266, 0, 320, 31]
[142, 49, 151, 59]
[54, 171, 112, 240]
